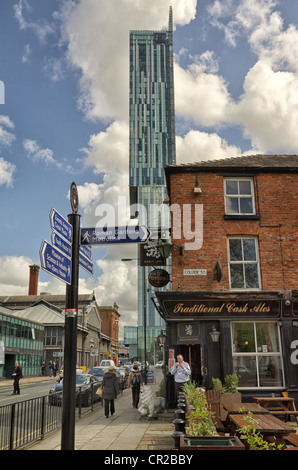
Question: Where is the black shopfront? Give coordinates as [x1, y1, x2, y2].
[155, 291, 298, 408]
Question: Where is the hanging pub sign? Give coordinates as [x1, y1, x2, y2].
[140, 243, 166, 266]
[148, 269, 170, 288]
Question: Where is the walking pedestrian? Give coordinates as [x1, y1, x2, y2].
[12, 362, 23, 395]
[128, 364, 143, 408]
[49, 361, 53, 377]
[102, 366, 119, 418]
[41, 362, 45, 376]
[170, 354, 191, 402]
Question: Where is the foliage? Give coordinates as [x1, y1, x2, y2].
[212, 373, 239, 394]
[237, 411, 283, 450]
[182, 382, 216, 437]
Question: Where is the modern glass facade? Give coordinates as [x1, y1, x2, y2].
[0, 311, 44, 378]
[129, 8, 176, 361]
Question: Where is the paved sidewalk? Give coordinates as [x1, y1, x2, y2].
[7, 370, 175, 451]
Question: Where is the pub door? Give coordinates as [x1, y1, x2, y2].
[177, 344, 202, 385]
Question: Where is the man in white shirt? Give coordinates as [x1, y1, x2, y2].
[170, 354, 191, 402]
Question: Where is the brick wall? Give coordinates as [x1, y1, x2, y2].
[169, 171, 298, 292]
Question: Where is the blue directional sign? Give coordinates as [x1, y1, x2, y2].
[80, 225, 151, 246]
[79, 251, 94, 275]
[40, 240, 71, 285]
[50, 208, 72, 244]
[51, 232, 72, 259]
[79, 245, 92, 261]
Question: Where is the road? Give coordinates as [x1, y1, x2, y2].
[0, 378, 58, 407]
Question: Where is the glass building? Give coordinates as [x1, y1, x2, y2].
[129, 8, 176, 362]
[0, 309, 44, 378]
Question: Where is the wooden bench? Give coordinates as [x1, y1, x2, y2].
[284, 433, 298, 447]
[206, 390, 225, 435]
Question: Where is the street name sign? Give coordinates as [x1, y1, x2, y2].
[40, 239, 72, 284]
[50, 208, 72, 244]
[80, 225, 150, 246]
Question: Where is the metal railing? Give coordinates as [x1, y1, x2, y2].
[0, 386, 101, 450]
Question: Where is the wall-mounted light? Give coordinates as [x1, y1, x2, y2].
[193, 187, 202, 194]
[157, 240, 183, 258]
[210, 325, 220, 343]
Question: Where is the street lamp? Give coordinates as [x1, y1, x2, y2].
[121, 256, 147, 383]
[156, 240, 183, 258]
[210, 325, 220, 343]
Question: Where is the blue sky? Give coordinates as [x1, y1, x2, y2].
[1, 0, 298, 332]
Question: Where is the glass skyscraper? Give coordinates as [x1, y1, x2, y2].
[129, 8, 176, 362]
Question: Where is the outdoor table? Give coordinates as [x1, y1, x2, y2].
[253, 397, 298, 424]
[222, 402, 270, 415]
[229, 413, 294, 448]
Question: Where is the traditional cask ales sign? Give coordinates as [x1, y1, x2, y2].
[160, 299, 280, 319]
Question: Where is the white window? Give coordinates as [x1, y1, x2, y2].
[224, 178, 255, 215]
[231, 322, 284, 389]
[228, 237, 261, 290]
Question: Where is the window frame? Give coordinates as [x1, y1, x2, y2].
[231, 321, 285, 390]
[227, 236, 262, 291]
[224, 177, 256, 216]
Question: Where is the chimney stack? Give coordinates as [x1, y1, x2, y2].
[28, 265, 40, 296]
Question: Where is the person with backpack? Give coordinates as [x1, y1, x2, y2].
[128, 364, 143, 408]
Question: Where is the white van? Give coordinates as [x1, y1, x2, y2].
[100, 360, 115, 368]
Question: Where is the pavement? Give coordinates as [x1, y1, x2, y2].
[0, 369, 175, 451]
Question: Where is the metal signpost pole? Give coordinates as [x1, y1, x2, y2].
[61, 184, 80, 451]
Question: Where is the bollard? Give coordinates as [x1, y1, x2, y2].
[175, 408, 185, 421]
[172, 431, 183, 450]
[173, 418, 185, 433]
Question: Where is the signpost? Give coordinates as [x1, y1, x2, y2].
[38, 184, 153, 450]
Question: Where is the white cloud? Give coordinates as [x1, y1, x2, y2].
[23, 139, 62, 167]
[14, 0, 55, 43]
[174, 63, 231, 127]
[0, 256, 33, 294]
[176, 130, 241, 163]
[58, 0, 197, 121]
[0, 157, 16, 187]
[0, 115, 15, 147]
[233, 61, 298, 153]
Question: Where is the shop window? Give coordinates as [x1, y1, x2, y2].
[224, 178, 255, 215]
[228, 237, 261, 290]
[231, 322, 284, 389]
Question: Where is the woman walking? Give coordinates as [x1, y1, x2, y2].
[102, 366, 119, 418]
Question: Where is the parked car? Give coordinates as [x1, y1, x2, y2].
[99, 360, 115, 368]
[58, 366, 83, 381]
[88, 366, 108, 385]
[155, 361, 164, 369]
[116, 367, 128, 390]
[49, 374, 101, 406]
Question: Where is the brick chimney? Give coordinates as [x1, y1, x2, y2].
[28, 265, 40, 296]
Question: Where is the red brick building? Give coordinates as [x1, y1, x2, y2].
[99, 303, 120, 362]
[156, 155, 298, 403]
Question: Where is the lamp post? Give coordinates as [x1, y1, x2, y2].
[121, 256, 147, 384]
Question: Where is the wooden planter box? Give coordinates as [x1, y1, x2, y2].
[180, 435, 245, 451]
